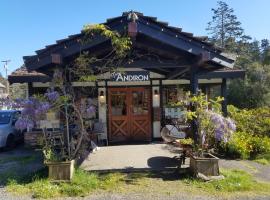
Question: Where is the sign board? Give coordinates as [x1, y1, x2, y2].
[111, 71, 150, 82]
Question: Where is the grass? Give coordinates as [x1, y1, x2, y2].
[6, 168, 270, 199]
[254, 153, 270, 165]
[7, 168, 125, 198]
[183, 169, 270, 193]
[0, 155, 38, 165]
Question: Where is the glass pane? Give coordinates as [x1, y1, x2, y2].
[132, 91, 149, 115]
[111, 92, 127, 116]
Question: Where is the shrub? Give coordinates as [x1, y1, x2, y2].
[228, 105, 270, 137]
[224, 131, 270, 159]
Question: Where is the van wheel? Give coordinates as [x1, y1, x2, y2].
[6, 134, 15, 149]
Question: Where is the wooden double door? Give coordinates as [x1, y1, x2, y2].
[108, 87, 151, 143]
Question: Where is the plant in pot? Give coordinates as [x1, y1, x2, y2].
[13, 24, 132, 181]
[184, 92, 236, 177]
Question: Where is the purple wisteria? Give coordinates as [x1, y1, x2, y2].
[45, 89, 60, 102]
[86, 105, 96, 115]
[209, 111, 236, 143]
[15, 97, 51, 130]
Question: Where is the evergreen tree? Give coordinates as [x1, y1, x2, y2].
[207, 1, 270, 108]
[261, 39, 270, 64]
[206, 1, 244, 49]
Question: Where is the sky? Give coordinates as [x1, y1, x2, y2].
[1, 0, 270, 76]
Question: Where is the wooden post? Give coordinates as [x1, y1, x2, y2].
[221, 78, 228, 117]
[28, 82, 33, 97]
[190, 68, 198, 95]
[190, 66, 199, 144]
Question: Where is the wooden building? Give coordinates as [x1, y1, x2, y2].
[8, 11, 244, 144]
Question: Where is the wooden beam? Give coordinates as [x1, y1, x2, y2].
[198, 70, 245, 79]
[123, 60, 190, 69]
[166, 67, 190, 79]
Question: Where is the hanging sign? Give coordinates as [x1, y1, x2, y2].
[111, 71, 150, 82]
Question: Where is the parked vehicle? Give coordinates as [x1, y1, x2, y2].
[0, 110, 23, 149]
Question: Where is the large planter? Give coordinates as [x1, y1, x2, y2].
[190, 153, 219, 176]
[45, 160, 75, 181]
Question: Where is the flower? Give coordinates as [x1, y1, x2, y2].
[45, 89, 59, 102]
[15, 118, 34, 130]
[86, 105, 96, 115]
[209, 111, 236, 143]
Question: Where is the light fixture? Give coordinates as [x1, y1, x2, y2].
[99, 91, 104, 97]
[154, 89, 159, 96]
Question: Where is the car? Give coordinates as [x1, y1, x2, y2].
[0, 110, 23, 149]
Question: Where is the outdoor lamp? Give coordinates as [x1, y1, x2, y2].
[99, 91, 104, 97]
[99, 90, 105, 106]
[154, 89, 159, 96]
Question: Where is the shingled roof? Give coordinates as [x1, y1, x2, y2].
[21, 11, 235, 71]
[8, 65, 50, 84]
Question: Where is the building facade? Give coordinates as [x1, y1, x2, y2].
[8, 11, 244, 144]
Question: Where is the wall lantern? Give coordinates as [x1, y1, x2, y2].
[154, 89, 159, 96]
[99, 91, 104, 97]
[99, 90, 105, 106]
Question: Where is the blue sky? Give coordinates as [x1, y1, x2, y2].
[1, 0, 270, 76]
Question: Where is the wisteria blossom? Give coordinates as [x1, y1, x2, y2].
[45, 89, 60, 102]
[86, 105, 96, 115]
[209, 111, 236, 143]
[15, 97, 51, 130]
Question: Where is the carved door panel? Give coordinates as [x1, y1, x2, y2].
[129, 88, 151, 141]
[108, 87, 151, 143]
[108, 88, 129, 142]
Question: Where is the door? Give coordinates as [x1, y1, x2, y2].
[108, 87, 151, 143]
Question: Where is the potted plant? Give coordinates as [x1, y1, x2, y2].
[11, 24, 132, 181]
[42, 132, 75, 181]
[183, 92, 236, 176]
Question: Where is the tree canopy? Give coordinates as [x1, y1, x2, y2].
[207, 1, 270, 108]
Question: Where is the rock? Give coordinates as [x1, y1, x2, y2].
[197, 173, 225, 181]
[209, 175, 225, 180]
[197, 172, 211, 181]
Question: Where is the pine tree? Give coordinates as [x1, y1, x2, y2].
[206, 1, 244, 49]
[261, 39, 270, 64]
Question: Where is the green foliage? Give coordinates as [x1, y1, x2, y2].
[178, 138, 194, 145]
[254, 153, 270, 165]
[7, 169, 123, 199]
[224, 131, 270, 159]
[228, 105, 270, 136]
[207, 2, 270, 108]
[6, 169, 270, 198]
[220, 106, 270, 159]
[10, 83, 28, 99]
[228, 61, 270, 108]
[43, 148, 62, 162]
[83, 24, 132, 59]
[206, 1, 245, 48]
[184, 92, 225, 150]
[72, 24, 132, 82]
[191, 169, 264, 192]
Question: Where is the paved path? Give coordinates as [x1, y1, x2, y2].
[80, 143, 189, 172]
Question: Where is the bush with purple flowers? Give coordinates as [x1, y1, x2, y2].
[45, 89, 60, 102]
[184, 92, 236, 153]
[15, 97, 51, 130]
